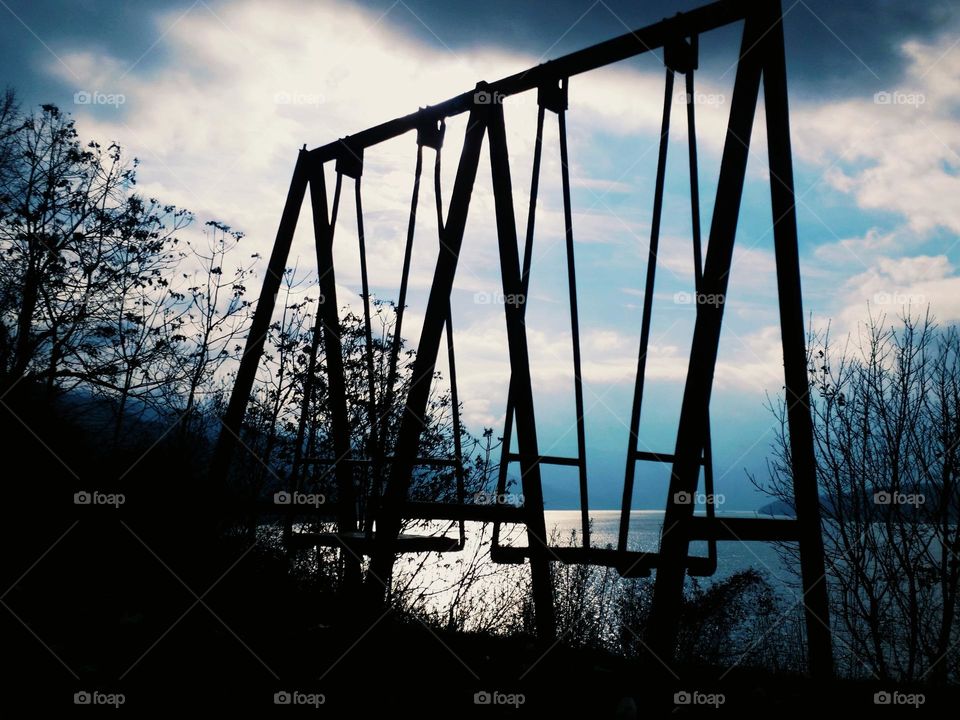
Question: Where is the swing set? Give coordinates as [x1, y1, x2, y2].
[211, 0, 834, 677]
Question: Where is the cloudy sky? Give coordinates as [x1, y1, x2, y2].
[3, 0, 959, 510]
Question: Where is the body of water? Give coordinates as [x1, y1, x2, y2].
[382, 510, 805, 616]
[274, 509, 804, 614]
[545, 510, 798, 592]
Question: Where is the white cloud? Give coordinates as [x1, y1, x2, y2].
[812, 227, 899, 267]
[829, 253, 960, 332]
[792, 29, 960, 236]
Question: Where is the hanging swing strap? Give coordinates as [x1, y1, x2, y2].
[335, 144, 384, 537]
[679, 37, 718, 570]
[427, 120, 468, 546]
[616, 36, 715, 573]
[617, 55, 678, 553]
[373, 118, 466, 544]
[492, 99, 546, 555]
[380, 141, 425, 452]
[494, 77, 592, 552]
[283, 162, 346, 545]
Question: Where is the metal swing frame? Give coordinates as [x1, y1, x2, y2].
[210, 0, 834, 678]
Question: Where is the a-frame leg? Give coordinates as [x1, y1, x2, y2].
[307, 156, 362, 589]
[487, 100, 556, 640]
[761, 0, 833, 679]
[368, 108, 487, 601]
[209, 150, 309, 492]
[647, 9, 766, 666]
[647, 2, 833, 679]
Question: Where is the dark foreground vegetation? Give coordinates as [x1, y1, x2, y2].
[4, 383, 957, 715]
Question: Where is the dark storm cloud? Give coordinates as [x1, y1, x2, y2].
[2, 0, 956, 109]
[0, 0, 183, 106]
[348, 0, 957, 97]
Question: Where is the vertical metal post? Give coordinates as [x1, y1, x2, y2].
[209, 150, 309, 492]
[647, 10, 765, 665]
[368, 107, 487, 601]
[487, 100, 556, 639]
[761, 0, 834, 678]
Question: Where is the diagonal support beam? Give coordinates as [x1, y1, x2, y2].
[486, 100, 556, 640]
[761, 0, 833, 678]
[646, 8, 766, 666]
[367, 107, 488, 600]
[209, 149, 309, 492]
[307, 157, 362, 588]
[307, 158, 357, 536]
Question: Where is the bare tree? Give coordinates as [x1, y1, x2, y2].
[0, 102, 189, 396]
[239, 268, 317, 499]
[757, 309, 960, 682]
[169, 221, 255, 438]
[80, 217, 189, 443]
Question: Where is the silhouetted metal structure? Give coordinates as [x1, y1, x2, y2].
[211, 0, 833, 678]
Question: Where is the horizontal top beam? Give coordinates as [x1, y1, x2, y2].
[309, 0, 756, 162]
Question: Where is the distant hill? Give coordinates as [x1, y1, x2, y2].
[759, 489, 953, 522]
[757, 499, 796, 517]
